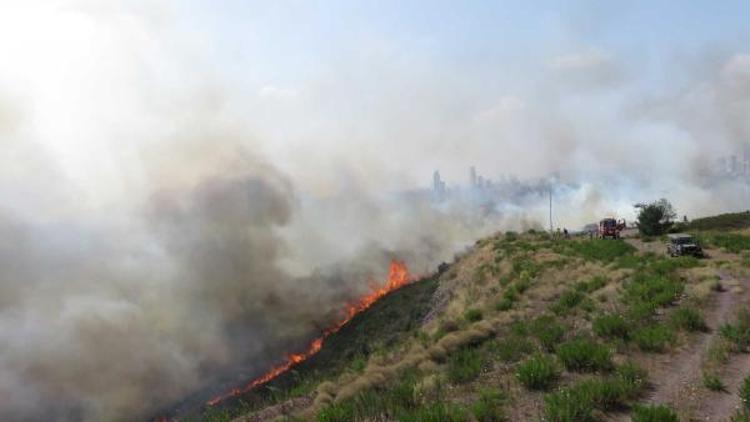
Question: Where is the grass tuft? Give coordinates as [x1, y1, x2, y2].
[516, 354, 559, 390]
[555, 338, 613, 372]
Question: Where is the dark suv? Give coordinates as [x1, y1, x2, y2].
[667, 233, 703, 257]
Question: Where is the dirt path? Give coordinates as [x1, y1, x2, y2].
[642, 271, 750, 421]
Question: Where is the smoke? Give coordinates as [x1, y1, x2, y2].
[0, 2, 749, 420]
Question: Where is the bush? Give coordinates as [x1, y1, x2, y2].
[671, 307, 707, 332]
[635, 198, 676, 236]
[631, 404, 679, 422]
[556, 338, 613, 372]
[593, 314, 630, 340]
[633, 325, 676, 353]
[740, 375, 750, 410]
[624, 273, 683, 310]
[464, 308, 484, 322]
[495, 298, 513, 311]
[703, 371, 726, 392]
[447, 346, 483, 384]
[471, 388, 506, 422]
[516, 354, 559, 390]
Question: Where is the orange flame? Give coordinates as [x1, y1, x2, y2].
[206, 260, 413, 407]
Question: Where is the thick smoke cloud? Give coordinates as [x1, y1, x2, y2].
[0, 2, 749, 421]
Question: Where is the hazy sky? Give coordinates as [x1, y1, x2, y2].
[2, 0, 750, 213]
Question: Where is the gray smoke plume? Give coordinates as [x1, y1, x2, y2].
[1, 2, 750, 421]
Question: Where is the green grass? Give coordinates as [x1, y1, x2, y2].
[631, 404, 679, 422]
[720, 308, 750, 352]
[708, 233, 750, 253]
[703, 371, 726, 392]
[447, 346, 484, 384]
[623, 273, 683, 311]
[529, 316, 566, 352]
[633, 325, 676, 353]
[550, 289, 587, 315]
[564, 239, 637, 262]
[464, 308, 484, 322]
[684, 211, 750, 231]
[615, 362, 649, 399]
[593, 314, 630, 340]
[575, 275, 608, 293]
[555, 338, 613, 372]
[471, 388, 506, 422]
[486, 335, 534, 363]
[516, 354, 559, 390]
[670, 306, 707, 332]
[740, 375, 750, 411]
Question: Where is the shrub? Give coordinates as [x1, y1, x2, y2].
[633, 325, 676, 353]
[593, 314, 630, 340]
[464, 308, 484, 322]
[635, 198, 676, 236]
[703, 372, 726, 392]
[471, 388, 506, 422]
[487, 336, 534, 363]
[671, 307, 707, 332]
[740, 375, 750, 410]
[447, 346, 483, 384]
[516, 354, 559, 390]
[631, 404, 679, 422]
[556, 338, 613, 372]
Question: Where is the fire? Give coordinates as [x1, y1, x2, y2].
[206, 260, 413, 407]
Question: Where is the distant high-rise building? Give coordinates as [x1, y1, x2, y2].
[469, 166, 477, 188]
[433, 170, 446, 199]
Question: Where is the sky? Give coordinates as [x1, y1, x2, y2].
[1, 2, 750, 420]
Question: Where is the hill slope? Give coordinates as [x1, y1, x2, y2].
[200, 213, 750, 422]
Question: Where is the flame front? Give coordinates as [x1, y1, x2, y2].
[207, 260, 413, 407]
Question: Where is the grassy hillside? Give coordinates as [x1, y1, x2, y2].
[205, 218, 750, 422]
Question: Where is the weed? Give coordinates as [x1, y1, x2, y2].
[703, 371, 726, 392]
[566, 239, 636, 262]
[633, 325, 676, 353]
[670, 306, 707, 332]
[623, 273, 683, 310]
[495, 298, 513, 311]
[631, 404, 679, 422]
[516, 354, 559, 390]
[709, 233, 750, 253]
[316, 401, 354, 422]
[464, 308, 484, 322]
[447, 346, 484, 384]
[593, 314, 630, 340]
[543, 385, 595, 422]
[556, 338, 613, 372]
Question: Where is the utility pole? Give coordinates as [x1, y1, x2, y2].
[549, 187, 553, 233]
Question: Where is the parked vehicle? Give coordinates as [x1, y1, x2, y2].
[666, 233, 703, 257]
[598, 218, 626, 239]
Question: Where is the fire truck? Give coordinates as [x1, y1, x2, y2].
[598, 218, 626, 239]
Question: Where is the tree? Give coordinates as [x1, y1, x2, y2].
[635, 198, 676, 236]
